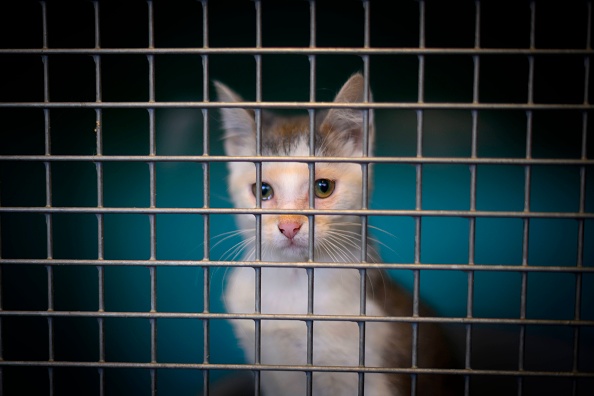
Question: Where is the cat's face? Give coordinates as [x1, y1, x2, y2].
[216, 74, 373, 262]
[227, 136, 365, 261]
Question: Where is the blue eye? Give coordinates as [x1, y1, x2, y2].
[252, 182, 274, 200]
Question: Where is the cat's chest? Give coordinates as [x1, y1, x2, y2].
[226, 267, 365, 315]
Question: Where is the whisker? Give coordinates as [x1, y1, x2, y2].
[220, 237, 255, 262]
[218, 237, 255, 309]
[210, 230, 253, 282]
[210, 229, 255, 251]
[324, 231, 382, 263]
[323, 236, 360, 263]
[331, 221, 399, 236]
[212, 228, 256, 238]
[325, 227, 396, 255]
[317, 239, 342, 263]
[229, 242, 253, 262]
[321, 237, 366, 287]
[323, 237, 353, 262]
[324, 232, 362, 251]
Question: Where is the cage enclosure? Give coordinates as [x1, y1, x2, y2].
[0, 1, 593, 396]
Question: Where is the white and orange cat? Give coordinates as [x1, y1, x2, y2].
[215, 74, 457, 396]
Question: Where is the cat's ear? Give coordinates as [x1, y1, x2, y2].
[214, 81, 256, 156]
[319, 73, 374, 156]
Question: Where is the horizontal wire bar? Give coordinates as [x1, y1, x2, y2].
[1, 155, 592, 166]
[0, 206, 592, 219]
[0, 360, 592, 378]
[0, 47, 593, 56]
[0, 101, 592, 110]
[1, 258, 592, 273]
[1, 309, 593, 327]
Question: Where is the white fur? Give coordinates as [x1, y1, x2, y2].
[224, 152, 397, 395]
[219, 74, 400, 395]
[226, 266, 395, 396]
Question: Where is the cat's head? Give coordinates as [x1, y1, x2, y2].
[215, 74, 374, 262]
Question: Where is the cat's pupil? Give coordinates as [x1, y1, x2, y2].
[318, 180, 330, 192]
[252, 182, 274, 200]
[314, 179, 335, 198]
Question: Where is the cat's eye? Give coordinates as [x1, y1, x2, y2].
[252, 182, 274, 200]
[314, 179, 335, 198]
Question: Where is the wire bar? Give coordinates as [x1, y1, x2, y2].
[2, 155, 592, 166]
[572, 4, 591, 395]
[358, 1, 371, 394]
[1, 47, 593, 56]
[306, 2, 317, 395]
[91, 2, 106, 395]
[1, 310, 593, 327]
[1, 259, 593, 273]
[201, 1, 211, 395]
[39, 3, 55, 395]
[0, 187, 3, 395]
[1, 206, 593, 219]
[465, 2, 481, 394]
[0, 360, 591, 378]
[1, 101, 592, 110]
[146, 2, 158, 395]
[254, 2, 263, 394]
[518, 3, 537, 394]
[411, 4, 426, 392]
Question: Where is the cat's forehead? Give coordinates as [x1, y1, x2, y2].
[262, 115, 313, 156]
[263, 161, 307, 181]
[261, 161, 340, 182]
[258, 112, 363, 158]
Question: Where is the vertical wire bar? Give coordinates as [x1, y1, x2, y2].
[201, 1, 211, 394]
[0, 91, 2, 394]
[254, 2, 263, 394]
[147, 2, 158, 395]
[573, 4, 590, 394]
[0, 161, 2, 394]
[358, 2, 371, 395]
[518, 3, 536, 395]
[465, 2, 480, 395]
[40, 3, 54, 395]
[0, 207, 2, 396]
[92, 2, 106, 395]
[306, 2, 316, 395]
[412, 2, 425, 395]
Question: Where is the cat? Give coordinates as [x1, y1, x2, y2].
[215, 74, 458, 396]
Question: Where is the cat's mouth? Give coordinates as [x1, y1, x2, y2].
[281, 237, 307, 249]
[278, 237, 310, 257]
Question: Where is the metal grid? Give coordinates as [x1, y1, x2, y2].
[0, 1, 593, 395]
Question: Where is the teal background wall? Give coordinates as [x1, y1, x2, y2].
[0, 1, 593, 395]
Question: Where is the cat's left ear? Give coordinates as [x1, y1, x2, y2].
[319, 73, 374, 156]
[214, 81, 256, 156]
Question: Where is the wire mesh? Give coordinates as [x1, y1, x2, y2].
[0, 1, 593, 396]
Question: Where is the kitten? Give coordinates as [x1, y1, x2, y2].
[215, 74, 458, 396]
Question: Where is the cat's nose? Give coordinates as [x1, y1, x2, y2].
[278, 220, 303, 240]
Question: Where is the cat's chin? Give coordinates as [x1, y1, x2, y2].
[271, 241, 309, 262]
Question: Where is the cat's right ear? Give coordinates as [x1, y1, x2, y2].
[319, 73, 374, 157]
[214, 81, 256, 156]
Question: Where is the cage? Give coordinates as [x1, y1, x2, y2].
[0, 1, 593, 395]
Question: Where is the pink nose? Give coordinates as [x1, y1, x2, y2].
[278, 221, 303, 240]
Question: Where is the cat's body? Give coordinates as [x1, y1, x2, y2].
[216, 74, 457, 396]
